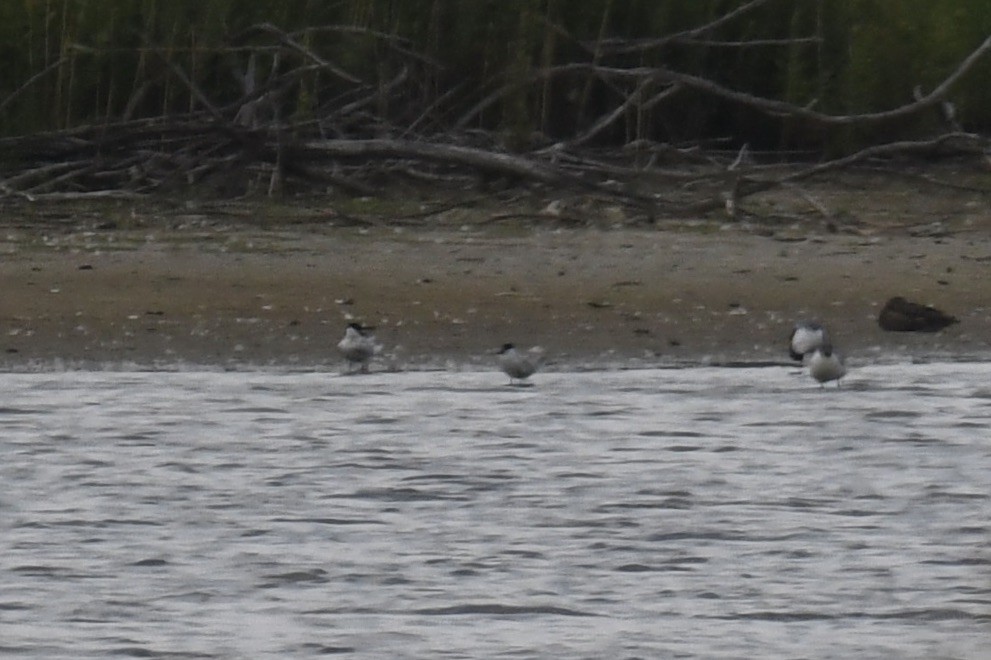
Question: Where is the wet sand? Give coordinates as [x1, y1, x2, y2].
[1, 208, 988, 370]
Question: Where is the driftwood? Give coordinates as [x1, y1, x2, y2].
[1, 20, 990, 224]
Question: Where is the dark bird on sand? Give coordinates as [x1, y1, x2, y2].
[877, 297, 958, 332]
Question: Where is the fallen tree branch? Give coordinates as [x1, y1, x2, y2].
[652, 35, 991, 126]
[19, 190, 145, 201]
[252, 22, 363, 85]
[460, 29, 991, 133]
[681, 132, 989, 216]
[774, 132, 987, 184]
[301, 138, 578, 186]
[593, 0, 775, 55]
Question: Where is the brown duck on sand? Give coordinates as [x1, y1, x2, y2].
[878, 297, 958, 332]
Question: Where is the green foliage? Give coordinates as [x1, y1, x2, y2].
[1, 0, 990, 152]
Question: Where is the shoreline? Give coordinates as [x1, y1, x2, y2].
[1, 212, 987, 372]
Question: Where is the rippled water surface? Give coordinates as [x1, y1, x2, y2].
[2, 364, 990, 658]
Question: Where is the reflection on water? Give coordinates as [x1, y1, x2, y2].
[1, 364, 989, 658]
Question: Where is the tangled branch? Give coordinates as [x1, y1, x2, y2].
[1, 19, 989, 223]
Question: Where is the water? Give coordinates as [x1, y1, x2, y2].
[2, 364, 989, 659]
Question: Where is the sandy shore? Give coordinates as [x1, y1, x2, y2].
[1, 195, 988, 371]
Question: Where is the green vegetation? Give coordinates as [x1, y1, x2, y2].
[1, 0, 989, 151]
